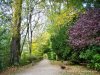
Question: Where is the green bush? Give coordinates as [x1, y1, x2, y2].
[94, 63, 100, 70]
[89, 54, 100, 70]
[47, 52, 56, 60]
[79, 49, 96, 63]
[20, 50, 43, 66]
[62, 46, 72, 60]
[92, 54, 100, 63]
[79, 45, 100, 70]
[66, 45, 100, 70]
[70, 52, 80, 64]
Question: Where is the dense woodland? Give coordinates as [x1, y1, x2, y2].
[0, 0, 100, 72]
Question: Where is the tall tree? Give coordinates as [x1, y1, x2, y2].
[10, 0, 22, 65]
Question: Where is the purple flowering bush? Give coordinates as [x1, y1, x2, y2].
[68, 8, 100, 70]
[69, 8, 100, 49]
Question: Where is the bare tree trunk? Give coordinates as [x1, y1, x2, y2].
[10, 0, 22, 65]
[29, 6, 33, 62]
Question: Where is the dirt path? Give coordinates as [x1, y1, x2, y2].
[11, 59, 65, 75]
[2, 59, 100, 75]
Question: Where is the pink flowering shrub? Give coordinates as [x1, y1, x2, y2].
[69, 8, 100, 49]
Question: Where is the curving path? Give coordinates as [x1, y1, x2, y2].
[12, 59, 65, 75]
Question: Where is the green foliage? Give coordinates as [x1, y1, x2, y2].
[0, 28, 11, 70]
[79, 45, 100, 61]
[69, 52, 81, 64]
[62, 46, 72, 60]
[47, 52, 56, 60]
[65, 45, 100, 70]
[20, 52, 30, 65]
[79, 50, 96, 62]
[79, 45, 100, 70]
[92, 54, 100, 63]
[48, 7, 79, 60]
[20, 50, 43, 66]
[50, 25, 68, 60]
[89, 54, 100, 70]
[32, 49, 43, 59]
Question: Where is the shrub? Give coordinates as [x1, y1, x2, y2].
[92, 54, 100, 63]
[89, 54, 100, 70]
[70, 52, 80, 64]
[79, 49, 96, 63]
[69, 8, 100, 49]
[79, 45, 100, 70]
[20, 50, 43, 66]
[50, 25, 69, 60]
[47, 52, 56, 60]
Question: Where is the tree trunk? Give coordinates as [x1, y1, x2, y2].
[10, 0, 22, 65]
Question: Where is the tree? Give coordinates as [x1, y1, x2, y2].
[47, 5, 79, 60]
[10, 0, 22, 65]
